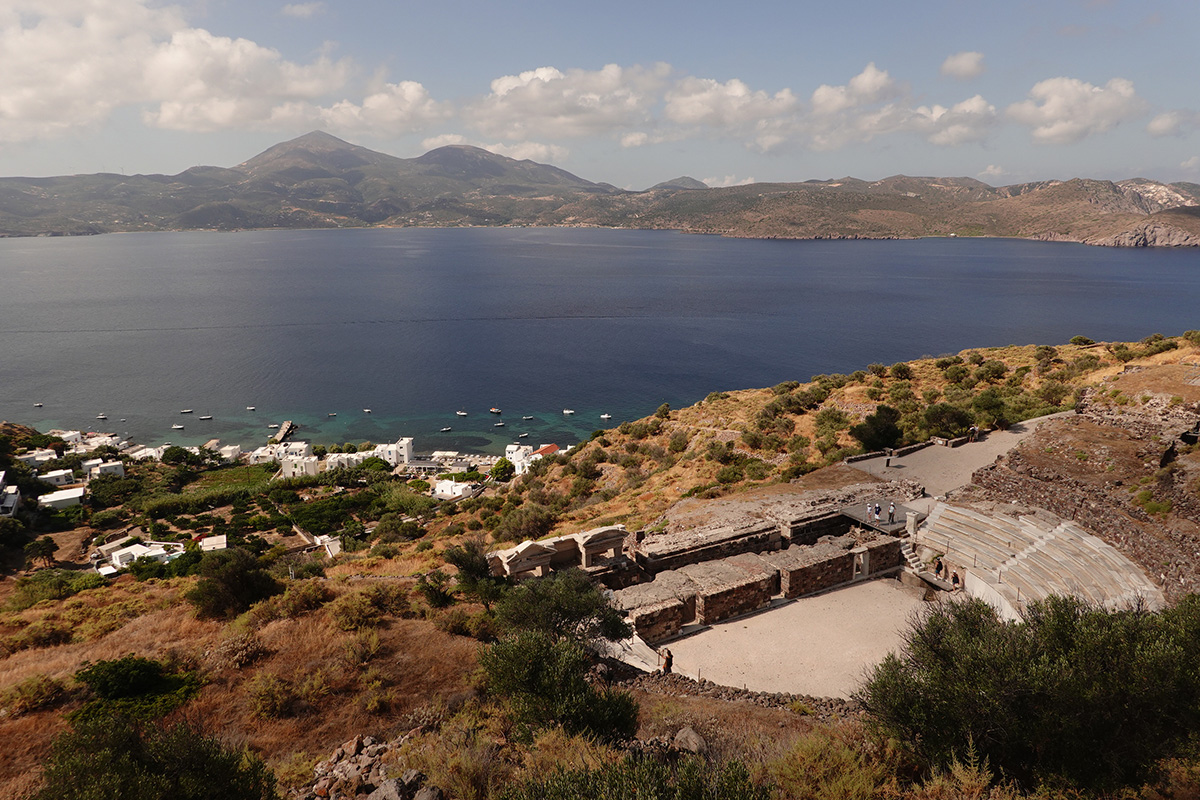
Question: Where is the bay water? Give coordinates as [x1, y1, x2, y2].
[1, 228, 1196, 454]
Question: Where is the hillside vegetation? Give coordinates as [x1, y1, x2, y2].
[2, 331, 1200, 798]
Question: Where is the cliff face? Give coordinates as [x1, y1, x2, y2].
[1085, 222, 1200, 247]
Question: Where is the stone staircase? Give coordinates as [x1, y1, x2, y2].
[899, 539, 922, 571]
[919, 503, 1165, 619]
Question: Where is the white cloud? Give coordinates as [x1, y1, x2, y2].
[281, 3, 324, 18]
[1182, 156, 1200, 171]
[702, 175, 755, 187]
[306, 81, 449, 134]
[1148, 110, 1200, 137]
[0, 0, 355, 141]
[940, 51, 985, 80]
[419, 133, 569, 164]
[914, 94, 998, 146]
[664, 77, 797, 126]
[465, 63, 671, 140]
[142, 28, 351, 131]
[979, 164, 1005, 178]
[1007, 77, 1146, 144]
[810, 63, 898, 115]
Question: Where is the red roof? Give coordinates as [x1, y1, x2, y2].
[532, 444, 560, 457]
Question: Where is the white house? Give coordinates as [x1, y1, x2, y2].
[282, 441, 313, 459]
[0, 471, 20, 517]
[55, 430, 83, 445]
[89, 461, 125, 481]
[325, 451, 368, 470]
[505, 444, 535, 475]
[128, 445, 167, 461]
[218, 444, 242, 462]
[434, 479, 475, 500]
[280, 455, 320, 479]
[109, 540, 184, 569]
[199, 534, 228, 552]
[39, 468, 75, 487]
[39, 487, 86, 510]
[373, 437, 413, 466]
[15, 448, 57, 466]
[80, 458, 103, 474]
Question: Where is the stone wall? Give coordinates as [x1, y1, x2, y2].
[693, 576, 774, 624]
[863, 536, 903, 574]
[630, 598, 686, 642]
[636, 521, 783, 574]
[765, 547, 854, 598]
[783, 512, 852, 547]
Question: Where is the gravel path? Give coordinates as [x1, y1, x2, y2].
[850, 412, 1074, 497]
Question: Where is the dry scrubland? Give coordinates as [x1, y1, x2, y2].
[1, 331, 1199, 798]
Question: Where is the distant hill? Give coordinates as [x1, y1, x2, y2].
[1, 131, 1198, 246]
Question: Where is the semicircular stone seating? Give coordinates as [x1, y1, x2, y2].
[917, 502, 1165, 620]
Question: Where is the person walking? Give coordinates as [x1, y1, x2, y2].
[874, 503, 882, 523]
[951, 571, 961, 590]
[659, 647, 673, 674]
[888, 501, 895, 524]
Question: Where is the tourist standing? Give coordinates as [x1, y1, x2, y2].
[874, 503, 882, 522]
[888, 501, 895, 524]
[951, 571, 961, 590]
[659, 647, 673, 674]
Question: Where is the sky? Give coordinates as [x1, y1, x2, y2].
[2, 0, 1199, 189]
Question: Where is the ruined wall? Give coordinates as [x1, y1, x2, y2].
[784, 513, 852, 547]
[637, 523, 782, 574]
[776, 550, 855, 598]
[864, 537, 903, 575]
[694, 576, 774, 624]
[630, 599, 686, 643]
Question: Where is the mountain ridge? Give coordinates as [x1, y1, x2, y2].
[1, 131, 1198, 246]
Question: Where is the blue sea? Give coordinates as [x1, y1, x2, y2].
[1, 228, 1196, 453]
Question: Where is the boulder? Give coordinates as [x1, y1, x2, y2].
[673, 725, 708, 754]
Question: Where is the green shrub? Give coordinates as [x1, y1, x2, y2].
[34, 713, 277, 800]
[494, 568, 629, 644]
[7, 569, 107, 611]
[73, 656, 200, 722]
[185, 549, 281, 620]
[859, 595, 1200, 791]
[247, 673, 300, 719]
[480, 630, 638, 743]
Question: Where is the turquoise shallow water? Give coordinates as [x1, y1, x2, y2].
[1, 228, 1197, 453]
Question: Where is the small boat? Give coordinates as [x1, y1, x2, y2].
[180, 409, 193, 414]
[456, 410, 468, 416]
[440, 427, 452, 432]
[600, 413, 612, 420]
[494, 421, 505, 427]
[200, 415, 212, 420]
[490, 407, 502, 414]
[268, 424, 279, 429]
[33, 403, 43, 408]
[96, 413, 107, 420]
[518, 433, 529, 438]
[562, 409, 575, 415]
[328, 412, 337, 417]
[171, 423, 184, 430]
[363, 408, 371, 413]
[246, 406, 256, 411]
[119, 419, 126, 422]
[522, 415, 534, 420]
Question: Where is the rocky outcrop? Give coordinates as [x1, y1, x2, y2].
[1086, 223, 1200, 247]
[292, 734, 441, 800]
